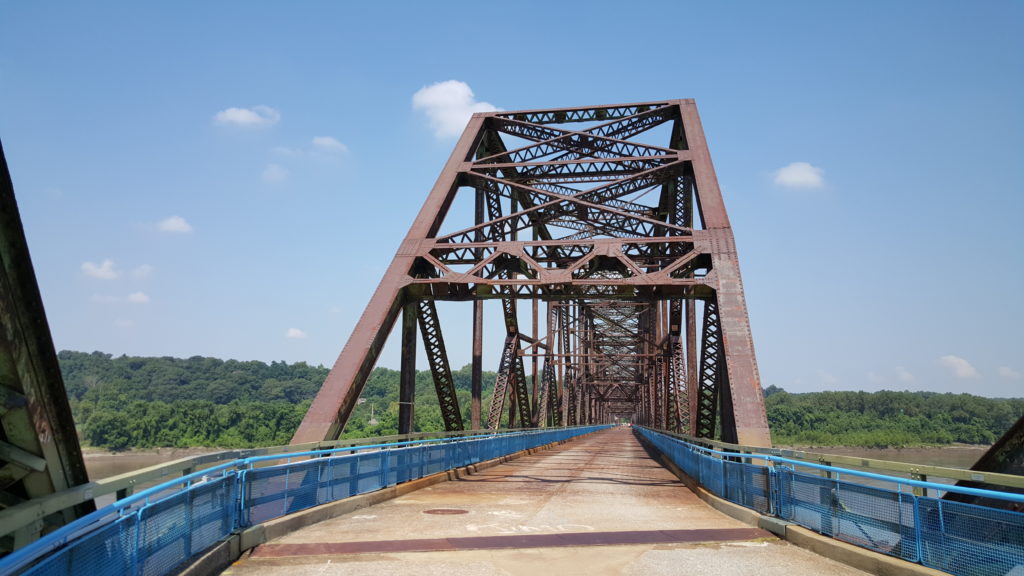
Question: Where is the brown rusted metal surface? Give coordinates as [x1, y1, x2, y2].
[251, 527, 773, 556]
[293, 100, 771, 446]
[0, 140, 95, 553]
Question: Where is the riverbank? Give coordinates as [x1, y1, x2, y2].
[82, 446, 220, 480]
[776, 443, 989, 469]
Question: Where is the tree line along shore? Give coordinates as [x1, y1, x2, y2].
[58, 351, 1024, 451]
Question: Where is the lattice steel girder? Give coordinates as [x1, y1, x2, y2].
[292, 100, 770, 447]
[415, 300, 463, 431]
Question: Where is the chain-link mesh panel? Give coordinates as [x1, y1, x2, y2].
[180, 476, 237, 563]
[423, 444, 447, 476]
[776, 468, 838, 536]
[919, 497, 1024, 576]
[319, 454, 358, 502]
[698, 454, 724, 497]
[829, 480, 917, 561]
[391, 446, 422, 485]
[241, 460, 322, 526]
[722, 459, 771, 514]
[22, 513, 138, 576]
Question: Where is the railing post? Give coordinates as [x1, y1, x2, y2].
[132, 507, 145, 576]
[912, 495, 923, 564]
[910, 470, 928, 497]
[380, 450, 391, 487]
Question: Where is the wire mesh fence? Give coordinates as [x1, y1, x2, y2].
[4, 426, 607, 576]
[638, 427, 1024, 576]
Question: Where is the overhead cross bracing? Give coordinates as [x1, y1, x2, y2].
[293, 99, 771, 447]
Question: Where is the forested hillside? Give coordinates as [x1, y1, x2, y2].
[765, 386, 1023, 447]
[59, 351, 1023, 450]
[59, 350, 497, 449]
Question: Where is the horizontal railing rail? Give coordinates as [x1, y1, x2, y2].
[637, 427, 1024, 576]
[0, 425, 609, 576]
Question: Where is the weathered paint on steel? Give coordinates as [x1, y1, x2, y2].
[294, 101, 771, 447]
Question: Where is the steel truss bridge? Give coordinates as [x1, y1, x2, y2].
[1, 101, 1022, 575]
[294, 99, 771, 447]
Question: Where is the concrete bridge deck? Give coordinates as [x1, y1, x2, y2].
[222, 428, 869, 575]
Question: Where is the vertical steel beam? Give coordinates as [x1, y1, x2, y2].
[680, 101, 771, 447]
[398, 301, 416, 434]
[471, 301, 483, 430]
[696, 299, 723, 439]
[686, 294, 698, 434]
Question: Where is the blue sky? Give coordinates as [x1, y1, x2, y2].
[1, 1, 1021, 397]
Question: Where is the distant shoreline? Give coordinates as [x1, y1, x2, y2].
[776, 442, 991, 451]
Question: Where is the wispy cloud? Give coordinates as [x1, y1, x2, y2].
[273, 146, 303, 157]
[132, 264, 154, 278]
[311, 136, 348, 153]
[82, 259, 119, 279]
[285, 328, 307, 339]
[158, 216, 192, 233]
[774, 162, 825, 189]
[412, 80, 498, 139]
[263, 163, 288, 182]
[127, 291, 150, 304]
[895, 366, 915, 382]
[998, 366, 1021, 380]
[938, 355, 980, 379]
[213, 105, 280, 127]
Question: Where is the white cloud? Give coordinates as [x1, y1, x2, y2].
[158, 216, 192, 233]
[213, 105, 280, 127]
[895, 366, 915, 382]
[412, 80, 498, 139]
[867, 371, 884, 383]
[998, 366, 1021, 380]
[132, 264, 154, 278]
[285, 328, 307, 339]
[263, 163, 288, 182]
[312, 136, 348, 153]
[127, 291, 150, 304]
[82, 259, 119, 279]
[773, 162, 825, 189]
[938, 355, 980, 379]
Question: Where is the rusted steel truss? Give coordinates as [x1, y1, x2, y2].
[0, 140, 94, 553]
[292, 100, 771, 447]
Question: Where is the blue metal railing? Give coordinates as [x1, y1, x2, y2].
[0, 425, 609, 576]
[637, 427, 1024, 576]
